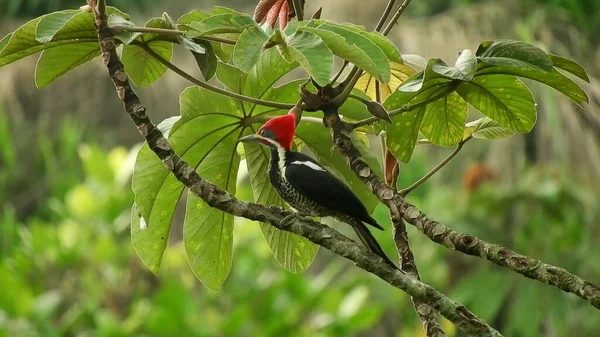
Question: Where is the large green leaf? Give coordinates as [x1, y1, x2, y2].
[506, 281, 541, 337]
[35, 42, 100, 88]
[273, 30, 333, 87]
[475, 64, 588, 104]
[457, 75, 537, 133]
[243, 141, 318, 273]
[184, 128, 240, 290]
[216, 50, 319, 272]
[475, 39, 553, 71]
[122, 18, 173, 88]
[300, 22, 390, 83]
[35, 10, 81, 43]
[383, 91, 427, 163]
[131, 88, 243, 280]
[233, 26, 269, 73]
[419, 92, 467, 146]
[0, 7, 126, 68]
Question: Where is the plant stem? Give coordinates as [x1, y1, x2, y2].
[375, 0, 397, 32]
[382, 0, 413, 36]
[291, 0, 304, 21]
[250, 115, 322, 125]
[111, 25, 237, 45]
[331, 61, 349, 84]
[351, 87, 454, 129]
[133, 42, 294, 110]
[399, 142, 465, 197]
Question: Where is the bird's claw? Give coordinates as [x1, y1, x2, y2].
[280, 212, 313, 227]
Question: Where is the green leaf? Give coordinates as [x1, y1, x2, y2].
[431, 49, 476, 81]
[190, 39, 217, 81]
[549, 54, 590, 82]
[350, 132, 383, 177]
[184, 130, 240, 290]
[275, 30, 333, 87]
[420, 92, 467, 146]
[476, 39, 553, 71]
[186, 13, 256, 37]
[360, 30, 402, 64]
[131, 88, 243, 281]
[466, 117, 516, 140]
[384, 91, 426, 163]
[35, 42, 100, 88]
[122, 18, 173, 87]
[233, 26, 269, 73]
[457, 75, 536, 133]
[300, 22, 390, 82]
[178, 10, 233, 63]
[0, 7, 126, 68]
[35, 10, 80, 43]
[243, 141, 318, 273]
[475, 64, 588, 104]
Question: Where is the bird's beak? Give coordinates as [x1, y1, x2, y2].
[237, 134, 263, 143]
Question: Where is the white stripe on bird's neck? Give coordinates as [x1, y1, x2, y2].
[263, 138, 288, 179]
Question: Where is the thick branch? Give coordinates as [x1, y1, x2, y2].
[90, 2, 501, 336]
[325, 115, 600, 310]
[393, 217, 446, 337]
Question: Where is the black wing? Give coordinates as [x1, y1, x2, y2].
[284, 152, 381, 229]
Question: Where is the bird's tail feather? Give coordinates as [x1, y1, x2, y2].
[352, 221, 399, 270]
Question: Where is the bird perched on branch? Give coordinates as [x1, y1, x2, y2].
[238, 113, 397, 268]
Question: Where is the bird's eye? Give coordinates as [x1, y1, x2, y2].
[260, 130, 267, 137]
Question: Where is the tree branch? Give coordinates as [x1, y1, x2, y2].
[375, 0, 397, 32]
[324, 114, 600, 310]
[90, 2, 501, 336]
[131, 41, 295, 110]
[382, 0, 413, 36]
[392, 217, 446, 337]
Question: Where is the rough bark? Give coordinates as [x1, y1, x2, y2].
[90, 1, 502, 336]
[324, 113, 600, 310]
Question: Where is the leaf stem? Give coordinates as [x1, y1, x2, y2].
[382, 0, 413, 36]
[351, 86, 455, 129]
[111, 25, 237, 45]
[375, 0, 397, 32]
[291, 0, 304, 21]
[399, 141, 465, 197]
[133, 42, 295, 110]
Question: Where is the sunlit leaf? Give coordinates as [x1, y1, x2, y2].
[476, 64, 588, 104]
[457, 75, 536, 133]
[300, 21, 390, 82]
[549, 53, 590, 82]
[131, 88, 243, 280]
[0, 7, 126, 68]
[35, 42, 100, 88]
[356, 62, 416, 101]
[419, 92, 467, 146]
[431, 49, 476, 81]
[186, 13, 256, 37]
[233, 26, 269, 72]
[122, 18, 173, 87]
[465, 117, 516, 140]
[476, 39, 553, 71]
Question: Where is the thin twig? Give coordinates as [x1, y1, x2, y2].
[110, 25, 238, 45]
[132, 42, 294, 110]
[351, 86, 455, 129]
[375, 0, 397, 32]
[400, 142, 465, 197]
[90, 3, 502, 335]
[382, 0, 413, 36]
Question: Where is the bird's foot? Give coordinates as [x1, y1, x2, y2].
[280, 212, 313, 227]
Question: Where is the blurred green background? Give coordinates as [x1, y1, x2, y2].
[1, 0, 599, 336]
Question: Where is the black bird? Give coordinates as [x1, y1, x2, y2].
[238, 113, 397, 268]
